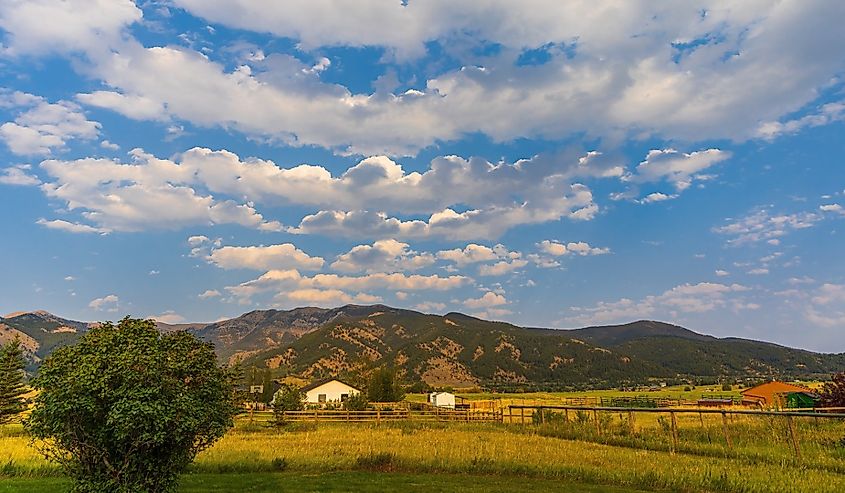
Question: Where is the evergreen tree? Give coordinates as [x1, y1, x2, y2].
[0, 339, 28, 424]
[260, 369, 275, 403]
[228, 362, 249, 409]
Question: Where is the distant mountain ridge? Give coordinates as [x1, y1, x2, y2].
[0, 310, 92, 367]
[5, 306, 844, 386]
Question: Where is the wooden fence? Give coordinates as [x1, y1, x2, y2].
[504, 404, 845, 459]
[242, 408, 501, 423]
[465, 395, 739, 411]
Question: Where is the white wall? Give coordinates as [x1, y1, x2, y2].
[430, 392, 456, 408]
[305, 380, 360, 404]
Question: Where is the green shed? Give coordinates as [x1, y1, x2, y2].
[785, 392, 819, 409]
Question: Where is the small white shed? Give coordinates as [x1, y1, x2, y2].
[429, 391, 456, 408]
[302, 378, 361, 405]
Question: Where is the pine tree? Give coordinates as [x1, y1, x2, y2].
[0, 339, 28, 424]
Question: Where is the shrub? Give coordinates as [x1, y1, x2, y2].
[355, 452, 396, 472]
[270, 457, 288, 471]
[273, 384, 304, 427]
[820, 372, 845, 407]
[575, 410, 591, 424]
[343, 391, 369, 411]
[26, 318, 237, 493]
[721, 383, 733, 391]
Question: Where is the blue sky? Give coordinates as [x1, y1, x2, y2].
[0, 1, 843, 351]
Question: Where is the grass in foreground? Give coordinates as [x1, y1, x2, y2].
[0, 471, 647, 493]
[2, 421, 844, 493]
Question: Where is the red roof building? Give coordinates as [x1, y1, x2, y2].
[740, 381, 813, 407]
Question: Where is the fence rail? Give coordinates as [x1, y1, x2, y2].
[507, 404, 845, 418]
[241, 408, 501, 423]
[502, 404, 845, 460]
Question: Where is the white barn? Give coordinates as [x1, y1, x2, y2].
[429, 391, 456, 408]
[302, 378, 361, 405]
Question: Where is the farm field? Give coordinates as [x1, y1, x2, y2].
[3, 415, 845, 493]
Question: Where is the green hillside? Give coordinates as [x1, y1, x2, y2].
[242, 307, 845, 388]
[0, 311, 88, 369]
[6, 306, 844, 387]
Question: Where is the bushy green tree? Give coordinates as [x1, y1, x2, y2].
[26, 318, 238, 493]
[0, 339, 28, 424]
[367, 367, 405, 402]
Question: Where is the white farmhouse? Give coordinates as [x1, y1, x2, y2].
[428, 391, 456, 408]
[302, 378, 361, 405]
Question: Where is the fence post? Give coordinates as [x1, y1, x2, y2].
[564, 408, 569, 423]
[539, 407, 545, 425]
[670, 411, 679, 453]
[721, 411, 733, 451]
[377, 408, 381, 425]
[786, 415, 801, 460]
[520, 406, 526, 426]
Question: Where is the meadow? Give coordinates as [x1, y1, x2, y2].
[405, 384, 748, 404]
[2, 408, 845, 493]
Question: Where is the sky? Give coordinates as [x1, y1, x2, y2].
[0, 1, 843, 352]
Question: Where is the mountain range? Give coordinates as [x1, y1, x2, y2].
[3, 305, 843, 388]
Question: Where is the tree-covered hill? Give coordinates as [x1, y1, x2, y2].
[6, 306, 844, 387]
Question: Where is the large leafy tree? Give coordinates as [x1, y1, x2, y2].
[819, 372, 845, 407]
[367, 367, 405, 402]
[0, 339, 28, 424]
[26, 318, 238, 493]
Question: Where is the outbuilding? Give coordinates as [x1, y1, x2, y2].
[741, 381, 813, 407]
[301, 378, 361, 405]
[785, 391, 820, 409]
[429, 391, 457, 408]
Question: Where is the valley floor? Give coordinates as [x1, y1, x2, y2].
[2, 417, 844, 493]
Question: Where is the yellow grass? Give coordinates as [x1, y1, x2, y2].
[3, 420, 845, 493]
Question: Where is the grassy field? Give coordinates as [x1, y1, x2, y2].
[0, 471, 648, 493]
[2, 415, 845, 493]
[406, 384, 748, 403]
